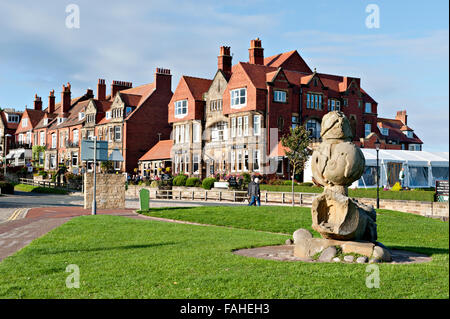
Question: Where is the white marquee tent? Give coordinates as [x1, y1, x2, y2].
[303, 149, 449, 189]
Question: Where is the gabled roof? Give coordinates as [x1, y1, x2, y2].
[34, 112, 58, 129]
[139, 140, 173, 161]
[237, 62, 277, 89]
[183, 76, 213, 100]
[15, 109, 46, 133]
[377, 117, 423, 144]
[264, 50, 312, 73]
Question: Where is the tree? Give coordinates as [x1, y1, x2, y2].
[281, 125, 311, 206]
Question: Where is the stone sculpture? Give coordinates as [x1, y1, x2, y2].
[309, 111, 378, 242]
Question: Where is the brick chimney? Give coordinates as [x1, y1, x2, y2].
[218, 46, 232, 77]
[85, 88, 94, 99]
[97, 79, 106, 100]
[155, 68, 172, 91]
[33, 94, 42, 111]
[111, 80, 132, 98]
[61, 82, 71, 115]
[48, 90, 55, 114]
[396, 110, 407, 125]
[249, 38, 264, 65]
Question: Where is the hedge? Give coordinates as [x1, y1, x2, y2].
[202, 177, 217, 190]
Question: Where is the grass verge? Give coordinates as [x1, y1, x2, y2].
[13, 183, 68, 195]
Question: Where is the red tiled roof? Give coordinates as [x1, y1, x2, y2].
[1, 110, 22, 130]
[377, 118, 422, 144]
[15, 109, 46, 133]
[264, 50, 312, 73]
[183, 76, 213, 100]
[139, 140, 173, 161]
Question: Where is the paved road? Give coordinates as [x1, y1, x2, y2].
[0, 192, 247, 222]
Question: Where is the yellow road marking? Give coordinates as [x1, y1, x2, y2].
[7, 208, 23, 221]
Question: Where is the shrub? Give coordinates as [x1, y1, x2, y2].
[242, 172, 252, 185]
[283, 180, 298, 186]
[0, 181, 14, 194]
[150, 180, 161, 188]
[185, 177, 201, 187]
[173, 174, 188, 186]
[202, 177, 217, 190]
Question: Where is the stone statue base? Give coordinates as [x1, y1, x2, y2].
[293, 234, 392, 263]
[311, 188, 378, 242]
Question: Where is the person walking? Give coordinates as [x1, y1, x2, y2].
[248, 176, 261, 206]
[399, 167, 405, 189]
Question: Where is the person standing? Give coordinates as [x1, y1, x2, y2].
[399, 167, 405, 188]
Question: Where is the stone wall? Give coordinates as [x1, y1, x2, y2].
[84, 173, 125, 209]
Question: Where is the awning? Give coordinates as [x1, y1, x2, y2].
[108, 148, 124, 162]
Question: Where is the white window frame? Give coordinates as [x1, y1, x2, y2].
[114, 126, 121, 141]
[230, 88, 247, 108]
[174, 99, 188, 117]
[253, 115, 261, 136]
[51, 133, 57, 149]
[193, 123, 200, 143]
[22, 118, 28, 128]
[73, 129, 79, 144]
[231, 151, 235, 172]
[274, 90, 287, 102]
[237, 117, 243, 136]
[243, 116, 249, 136]
[40, 131, 45, 146]
[185, 124, 190, 143]
[253, 150, 260, 172]
[105, 111, 111, 120]
[231, 118, 236, 138]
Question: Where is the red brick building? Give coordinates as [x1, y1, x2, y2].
[168, 38, 423, 179]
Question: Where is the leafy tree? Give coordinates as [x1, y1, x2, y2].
[281, 125, 311, 206]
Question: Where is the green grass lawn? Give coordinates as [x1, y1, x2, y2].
[0, 207, 448, 299]
[13, 183, 68, 195]
[260, 185, 436, 202]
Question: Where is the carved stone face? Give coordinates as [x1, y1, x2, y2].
[320, 111, 353, 141]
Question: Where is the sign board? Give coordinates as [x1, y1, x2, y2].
[436, 180, 449, 196]
[436, 180, 449, 202]
[80, 139, 109, 161]
[27, 166, 33, 173]
[228, 176, 239, 187]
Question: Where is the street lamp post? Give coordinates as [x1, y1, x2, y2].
[3, 134, 12, 177]
[92, 136, 97, 215]
[374, 138, 381, 209]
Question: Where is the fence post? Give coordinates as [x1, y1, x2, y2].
[233, 191, 236, 202]
[282, 192, 285, 204]
[205, 191, 208, 201]
[219, 191, 222, 201]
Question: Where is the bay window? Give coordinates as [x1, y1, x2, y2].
[253, 115, 261, 136]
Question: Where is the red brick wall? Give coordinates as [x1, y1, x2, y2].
[168, 78, 197, 123]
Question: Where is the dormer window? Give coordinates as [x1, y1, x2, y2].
[7, 114, 20, 123]
[78, 112, 85, 121]
[43, 118, 49, 126]
[378, 124, 389, 136]
[106, 111, 111, 120]
[57, 117, 66, 125]
[403, 130, 414, 138]
[125, 107, 132, 115]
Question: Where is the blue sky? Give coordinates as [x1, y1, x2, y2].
[0, 0, 448, 151]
